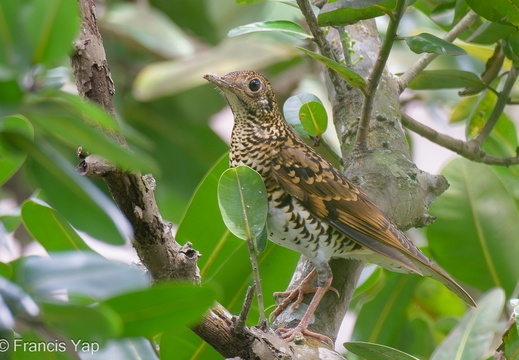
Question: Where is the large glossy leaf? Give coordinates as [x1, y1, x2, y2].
[24, 142, 132, 245]
[431, 288, 505, 360]
[228, 20, 312, 39]
[79, 338, 159, 360]
[0, 115, 33, 185]
[25, 0, 80, 66]
[27, 94, 158, 174]
[345, 341, 420, 360]
[40, 301, 121, 344]
[466, 0, 519, 27]
[0, 277, 39, 330]
[318, 0, 396, 26]
[102, 3, 194, 59]
[407, 70, 485, 91]
[405, 33, 467, 56]
[353, 271, 422, 347]
[218, 166, 268, 241]
[15, 252, 150, 300]
[427, 159, 519, 297]
[298, 47, 367, 90]
[21, 199, 93, 252]
[103, 283, 215, 338]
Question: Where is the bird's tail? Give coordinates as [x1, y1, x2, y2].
[414, 260, 477, 307]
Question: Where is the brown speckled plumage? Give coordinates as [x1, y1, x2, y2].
[204, 70, 476, 344]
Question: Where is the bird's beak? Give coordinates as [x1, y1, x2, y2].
[203, 73, 235, 90]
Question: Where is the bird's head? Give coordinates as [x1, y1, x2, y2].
[204, 71, 281, 122]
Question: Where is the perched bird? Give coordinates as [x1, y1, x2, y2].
[204, 70, 476, 345]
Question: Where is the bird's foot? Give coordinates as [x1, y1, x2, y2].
[277, 325, 334, 347]
[271, 285, 339, 319]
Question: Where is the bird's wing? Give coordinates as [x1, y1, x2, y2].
[271, 142, 430, 274]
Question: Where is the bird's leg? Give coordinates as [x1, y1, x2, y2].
[276, 275, 334, 346]
[271, 268, 319, 318]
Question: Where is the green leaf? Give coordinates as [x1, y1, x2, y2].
[465, 0, 519, 27]
[0, 276, 39, 330]
[298, 47, 367, 90]
[25, 0, 80, 66]
[23, 141, 131, 245]
[431, 288, 505, 360]
[236, 0, 265, 3]
[27, 95, 158, 174]
[283, 93, 322, 138]
[344, 341, 421, 360]
[21, 199, 93, 252]
[465, 89, 498, 140]
[103, 3, 194, 59]
[353, 271, 422, 348]
[0, 115, 33, 185]
[218, 166, 268, 241]
[427, 159, 519, 297]
[103, 283, 215, 338]
[0, 0, 25, 70]
[40, 301, 121, 344]
[83, 338, 159, 360]
[405, 33, 467, 56]
[16, 252, 150, 300]
[407, 70, 485, 91]
[228, 20, 312, 39]
[318, 0, 396, 26]
[299, 101, 328, 137]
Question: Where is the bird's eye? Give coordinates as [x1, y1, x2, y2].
[248, 78, 261, 92]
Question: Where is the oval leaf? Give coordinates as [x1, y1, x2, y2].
[228, 20, 312, 40]
[299, 100, 328, 137]
[318, 0, 396, 26]
[25, 0, 80, 66]
[17, 252, 150, 300]
[0, 115, 33, 185]
[218, 166, 268, 241]
[431, 288, 505, 360]
[466, 0, 519, 27]
[298, 47, 367, 90]
[21, 199, 93, 253]
[283, 93, 322, 138]
[345, 341, 421, 360]
[407, 70, 485, 91]
[406, 33, 467, 56]
[103, 283, 215, 338]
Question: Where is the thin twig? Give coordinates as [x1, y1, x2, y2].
[296, 0, 347, 99]
[234, 286, 256, 335]
[397, 10, 480, 93]
[474, 66, 518, 145]
[337, 26, 351, 66]
[247, 239, 266, 327]
[355, 0, 407, 149]
[401, 113, 519, 166]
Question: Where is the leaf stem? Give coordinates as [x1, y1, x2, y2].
[355, 0, 407, 150]
[247, 238, 266, 326]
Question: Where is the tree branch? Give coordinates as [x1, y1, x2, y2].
[401, 113, 519, 166]
[71, 0, 200, 283]
[356, 0, 407, 149]
[474, 65, 518, 146]
[397, 10, 480, 93]
[296, 0, 348, 100]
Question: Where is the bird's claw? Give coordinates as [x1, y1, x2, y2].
[276, 326, 334, 347]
